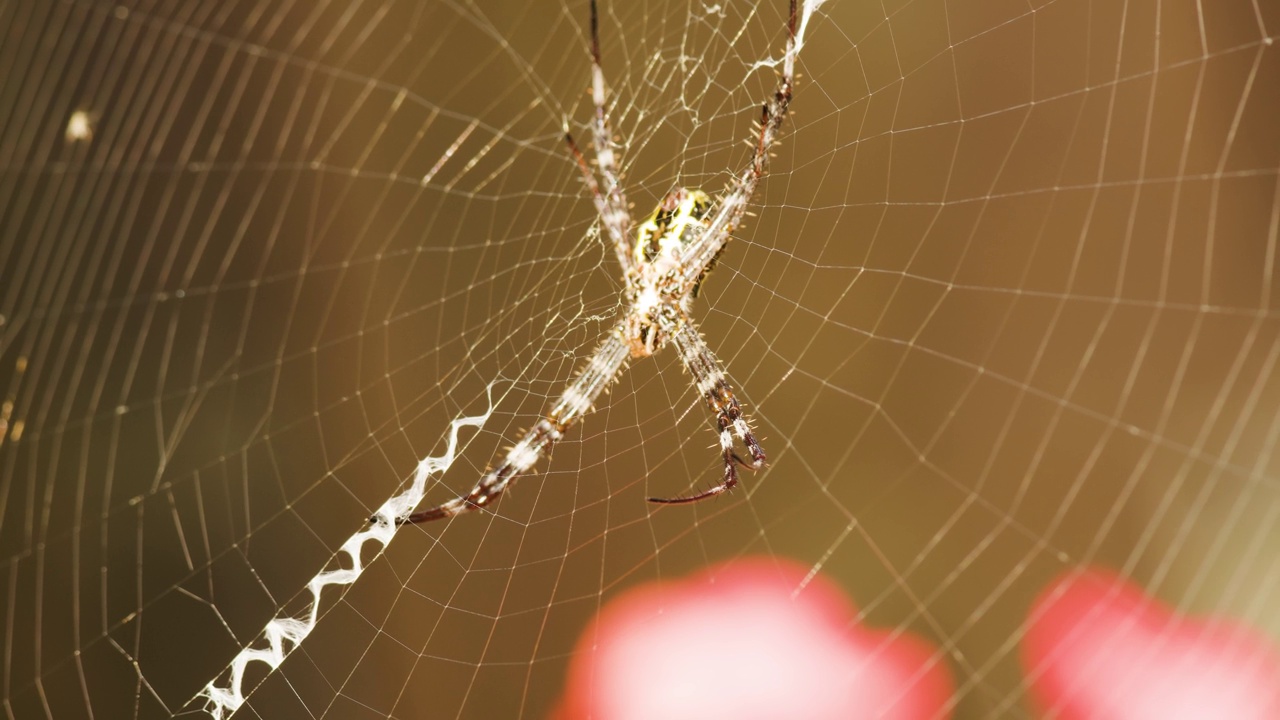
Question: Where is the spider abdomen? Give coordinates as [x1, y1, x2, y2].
[634, 188, 712, 266]
[625, 188, 713, 358]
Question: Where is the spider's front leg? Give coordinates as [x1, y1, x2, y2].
[564, 0, 634, 278]
[677, 0, 797, 291]
[397, 330, 631, 523]
[649, 316, 766, 504]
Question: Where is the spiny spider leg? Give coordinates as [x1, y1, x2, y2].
[677, 0, 796, 291]
[587, 0, 633, 255]
[649, 316, 766, 504]
[564, 0, 634, 276]
[398, 331, 630, 524]
[564, 133, 632, 276]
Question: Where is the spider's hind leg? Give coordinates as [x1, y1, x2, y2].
[649, 317, 766, 505]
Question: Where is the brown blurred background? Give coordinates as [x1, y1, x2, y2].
[1, 0, 1277, 717]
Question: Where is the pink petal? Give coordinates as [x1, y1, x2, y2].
[1022, 568, 1280, 720]
[555, 557, 953, 720]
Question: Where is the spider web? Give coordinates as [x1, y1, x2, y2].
[2, 0, 1278, 718]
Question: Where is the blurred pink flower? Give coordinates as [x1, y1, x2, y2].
[555, 558, 953, 720]
[1022, 568, 1280, 720]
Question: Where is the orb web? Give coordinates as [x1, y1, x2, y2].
[1, 0, 1277, 718]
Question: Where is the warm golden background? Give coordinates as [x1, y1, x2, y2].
[1, 0, 1277, 717]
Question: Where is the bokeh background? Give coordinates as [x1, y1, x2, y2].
[1, 0, 1277, 717]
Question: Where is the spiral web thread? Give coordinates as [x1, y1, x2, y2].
[197, 387, 495, 719]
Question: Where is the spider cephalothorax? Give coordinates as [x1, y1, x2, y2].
[396, 0, 797, 523]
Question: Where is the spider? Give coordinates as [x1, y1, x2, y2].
[399, 0, 796, 523]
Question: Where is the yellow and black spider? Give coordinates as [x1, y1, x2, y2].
[399, 0, 797, 523]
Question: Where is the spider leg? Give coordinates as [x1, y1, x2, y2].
[399, 329, 631, 523]
[648, 316, 766, 505]
[565, 0, 634, 277]
[564, 132, 631, 277]
[676, 0, 797, 292]
[587, 0, 633, 257]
